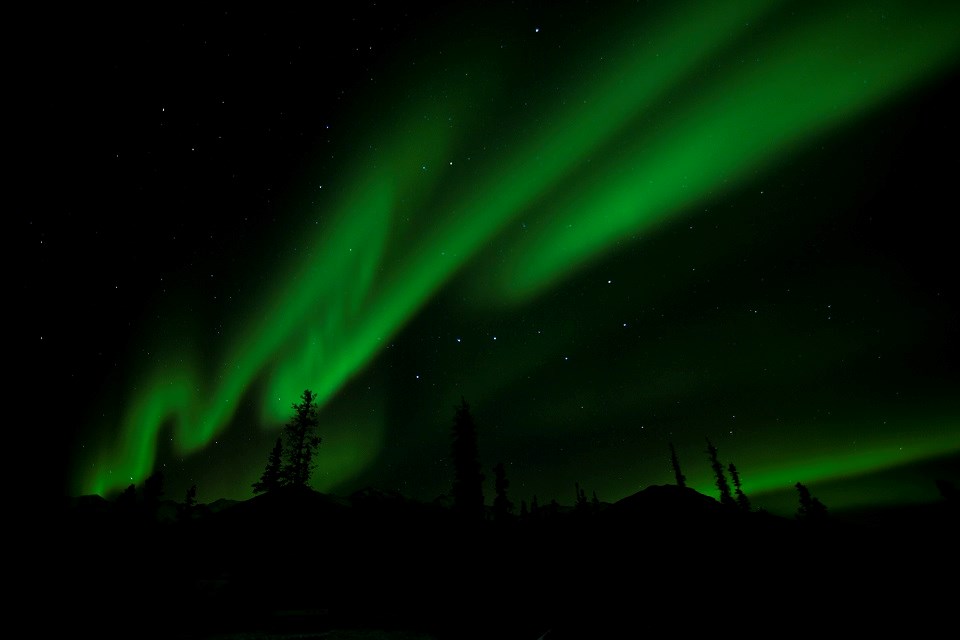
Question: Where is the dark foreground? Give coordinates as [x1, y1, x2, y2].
[59, 486, 959, 639]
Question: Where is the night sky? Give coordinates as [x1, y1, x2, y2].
[41, 1, 959, 516]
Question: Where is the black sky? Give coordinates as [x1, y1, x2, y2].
[34, 2, 959, 513]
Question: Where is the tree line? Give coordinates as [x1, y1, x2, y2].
[118, 388, 852, 522]
[250, 390, 833, 522]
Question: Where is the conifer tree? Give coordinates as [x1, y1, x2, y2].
[795, 482, 828, 521]
[282, 390, 322, 488]
[253, 437, 285, 494]
[669, 442, 687, 488]
[728, 462, 751, 511]
[451, 397, 484, 519]
[706, 440, 735, 507]
[574, 482, 588, 512]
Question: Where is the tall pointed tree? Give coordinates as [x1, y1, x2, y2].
[669, 442, 687, 488]
[282, 390, 322, 488]
[574, 482, 588, 513]
[795, 482, 828, 521]
[253, 437, 285, 494]
[451, 397, 484, 520]
[728, 463, 751, 511]
[706, 439, 735, 507]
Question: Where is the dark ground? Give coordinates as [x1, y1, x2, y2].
[58, 484, 958, 639]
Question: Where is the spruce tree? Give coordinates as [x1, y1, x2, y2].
[795, 482, 828, 521]
[451, 397, 484, 520]
[728, 463, 751, 511]
[253, 437, 285, 494]
[706, 440, 735, 507]
[574, 482, 588, 513]
[669, 442, 687, 488]
[282, 390, 322, 488]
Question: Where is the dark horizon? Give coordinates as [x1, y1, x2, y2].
[73, 390, 960, 521]
[61, 470, 959, 639]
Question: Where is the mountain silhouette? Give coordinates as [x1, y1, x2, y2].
[59, 482, 957, 638]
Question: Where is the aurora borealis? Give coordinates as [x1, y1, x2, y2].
[44, 0, 959, 515]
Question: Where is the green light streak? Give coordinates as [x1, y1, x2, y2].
[75, 0, 960, 497]
[492, 0, 960, 298]
[86, 371, 195, 496]
[693, 419, 960, 499]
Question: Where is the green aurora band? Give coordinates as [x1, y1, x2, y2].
[75, 0, 960, 500]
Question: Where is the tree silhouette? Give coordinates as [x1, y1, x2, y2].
[591, 490, 601, 512]
[530, 495, 540, 520]
[143, 470, 165, 517]
[451, 397, 484, 520]
[935, 478, 958, 503]
[706, 440, 735, 507]
[282, 390, 322, 489]
[520, 499, 529, 519]
[253, 437, 285, 494]
[115, 483, 137, 514]
[669, 442, 687, 488]
[574, 482, 588, 513]
[795, 482, 828, 521]
[728, 463, 751, 511]
[179, 484, 197, 522]
[492, 462, 514, 522]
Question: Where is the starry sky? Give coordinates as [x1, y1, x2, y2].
[40, 1, 959, 515]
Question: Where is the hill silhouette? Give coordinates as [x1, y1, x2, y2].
[60, 483, 958, 639]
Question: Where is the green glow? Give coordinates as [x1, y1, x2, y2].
[489, 1, 960, 298]
[692, 418, 960, 499]
[74, 0, 960, 498]
[85, 371, 195, 496]
[309, 411, 386, 493]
